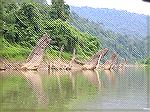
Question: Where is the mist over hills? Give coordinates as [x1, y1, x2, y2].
[70, 6, 148, 39]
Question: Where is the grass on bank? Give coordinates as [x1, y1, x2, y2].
[0, 38, 89, 62]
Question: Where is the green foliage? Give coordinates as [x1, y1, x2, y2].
[70, 12, 147, 62]
[140, 57, 150, 64]
[51, 0, 70, 21]
[2, 0, 47, 4]
[3, 2, 43, 47]
[0, 38, 31, 60]
[1, 2, 101, 60]
[144, 57, 150, 64]
[44, 19, 100, 56]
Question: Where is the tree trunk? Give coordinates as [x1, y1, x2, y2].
[21, 34, 51, 70]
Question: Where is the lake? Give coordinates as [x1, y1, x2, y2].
[0, 66, 150, 112]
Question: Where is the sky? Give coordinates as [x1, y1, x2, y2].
[46, 0, 150, 15]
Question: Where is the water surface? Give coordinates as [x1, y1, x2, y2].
[0, 66, 150, 112]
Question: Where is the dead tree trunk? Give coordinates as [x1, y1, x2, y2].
[119, 58, 127, 68]
[21, 34, 51, 70]
[103, 52, 117, 70]
[83, 48, 109, 70]
[69, 48, 76, 64]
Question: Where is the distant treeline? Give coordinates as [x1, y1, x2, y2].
[69, 12, 148, 63]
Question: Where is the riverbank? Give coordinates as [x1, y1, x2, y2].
[0, 58, 148, 71]
[0, 58, 69, 70]
[125, 64, 148, 67]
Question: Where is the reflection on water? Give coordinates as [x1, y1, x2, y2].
[0, 66, 149, 111]
[21, 71, 48, 106]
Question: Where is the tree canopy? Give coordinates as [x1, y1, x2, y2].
[1, 1, 101, 60]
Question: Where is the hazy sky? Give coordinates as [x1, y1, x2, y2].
[46, 0, 150, 15]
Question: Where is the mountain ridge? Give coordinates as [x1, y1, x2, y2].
[70, 6, 147, 39]
[69, 12, 147, 62]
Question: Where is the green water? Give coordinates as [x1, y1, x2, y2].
[0, 66, 150, 112]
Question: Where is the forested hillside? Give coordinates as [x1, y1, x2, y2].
[70, 6, 147, 38]
[1, 0, 100, 61]
[69, 12, 147, 62]
[1, 0, 149, 64]
[70, 6, 149, 64]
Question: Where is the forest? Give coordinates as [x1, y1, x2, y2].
[69, 12, 149, 64]
[1, 0, 100, 62]
[0, 0, 149, 64]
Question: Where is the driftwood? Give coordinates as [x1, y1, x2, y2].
[21, 34, 51, 70]
[0, 58, 23, 70]
[65, 48, 109, 70]
[50, 48, 81, 70]
[64, 48, 76, 70]
[65, 48, 108, 70]
[103, 52, 118, 70]
[119, 58, 127, 68]
[51, 48, 79, 70]
[69, 48, 76, 65]
[49, 48, 109, 70]
[82, 48, 109, 70]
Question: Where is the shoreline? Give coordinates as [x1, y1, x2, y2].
[0, 59, 148, 71]
[0, 57, 149, 71]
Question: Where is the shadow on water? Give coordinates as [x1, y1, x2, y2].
[0, 66, 149, 111]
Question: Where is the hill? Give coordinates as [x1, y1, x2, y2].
[1, 2, 100, 61]
[70, 6, 147, 39]
[69, 12, 147, 62]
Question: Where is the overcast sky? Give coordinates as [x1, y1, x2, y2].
[46, 0, 150, 15]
